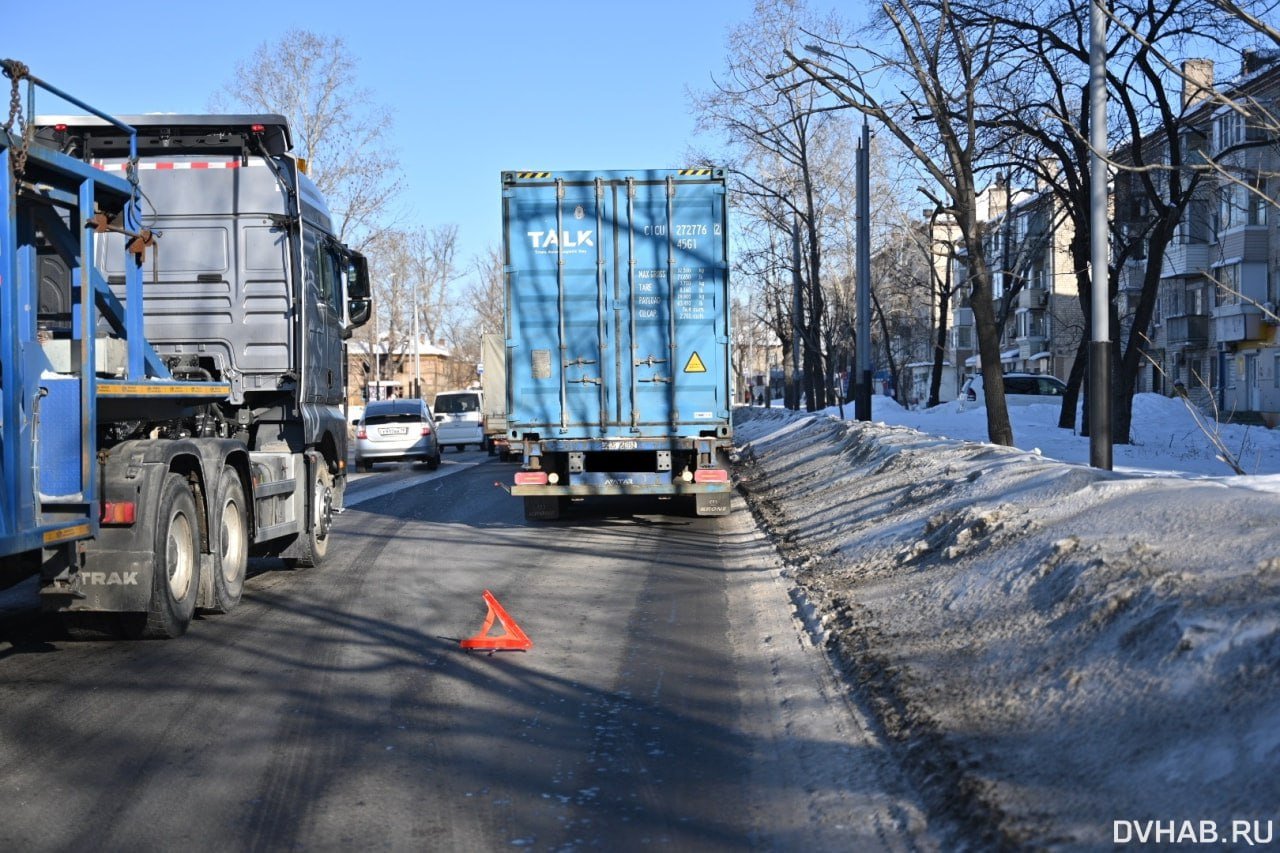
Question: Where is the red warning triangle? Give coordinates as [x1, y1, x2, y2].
[460, 590, 533, 651]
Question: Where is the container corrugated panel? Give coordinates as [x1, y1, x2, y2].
[502, 169, 731, 440]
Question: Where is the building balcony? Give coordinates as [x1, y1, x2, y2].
[1018, 336, 1048, 359]
[1161, 243, 1209, 279]
[1018, 287, 1048, 309]
[1212, 302, 1264, 343]
[1165, 313, 1209, 347]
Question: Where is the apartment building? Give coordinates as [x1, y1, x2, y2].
[917, 51, 1278, 427]
[923, 179, 1082, 404]
[1133, 52, 1280, 425]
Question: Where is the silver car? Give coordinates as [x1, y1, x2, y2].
[956, 373, 1067, 411]
[355, 399, 442, 472]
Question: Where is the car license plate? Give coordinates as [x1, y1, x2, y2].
[382, 426, 409, 435]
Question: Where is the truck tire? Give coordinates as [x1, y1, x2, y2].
[127, 473, 200, 638]
[286, 460, 332, 569]
[208, 467, 247, 613]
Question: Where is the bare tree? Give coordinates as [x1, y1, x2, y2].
[212, 29, 403, 252]
[784, 0, 1016, 444]
[969, 0, 1264, 442]
[690, 0, 851, 411]
[403, 224, 462, 347]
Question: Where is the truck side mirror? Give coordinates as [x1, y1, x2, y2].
[344, 250, 372, 332]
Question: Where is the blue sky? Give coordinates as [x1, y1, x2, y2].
[2, 0, 755, 269]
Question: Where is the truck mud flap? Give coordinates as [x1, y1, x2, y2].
[523, 496, 561, 521]
[694, 492, 731, 517]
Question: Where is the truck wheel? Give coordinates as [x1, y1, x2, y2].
[208, 467, 248, 613]
[287, 460, 332, 569]
[129, 473, 200, 638]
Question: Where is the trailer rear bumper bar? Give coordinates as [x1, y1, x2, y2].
[511, 482, 731, 498]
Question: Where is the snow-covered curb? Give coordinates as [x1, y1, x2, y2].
[733, 406, 1280, 850]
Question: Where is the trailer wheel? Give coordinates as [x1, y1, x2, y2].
[127, 473, 200, 638]
[208, 467, 248, 613]
[287, 460, 332, 569]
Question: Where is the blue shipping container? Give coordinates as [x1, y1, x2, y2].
[502, 169, 731, 440]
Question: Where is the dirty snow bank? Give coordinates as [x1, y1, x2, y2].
[733, 407, 1280, 850]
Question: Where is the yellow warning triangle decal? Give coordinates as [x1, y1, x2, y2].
[683, 352, 707, 373]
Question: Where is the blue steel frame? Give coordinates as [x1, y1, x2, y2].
[0, 66, 221, 561]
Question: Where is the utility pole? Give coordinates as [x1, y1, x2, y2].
[412, 276, 422, 399]
[1088, 0, 1113, 469]
[855, 119, 873, 421]
[373, 292, 382, 401]
[791, 205, 803, 411]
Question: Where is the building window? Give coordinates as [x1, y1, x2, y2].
[1216, 264, 1242, 305]
[1248, 176, 1268, 226]
[1214, 111, 1245, 152]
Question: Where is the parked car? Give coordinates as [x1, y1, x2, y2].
[957, 373, 1067, 411]
[355, 398, 442, 471]
[433, 389, 484, 451]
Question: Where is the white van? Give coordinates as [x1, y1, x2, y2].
[432, 389, 484, 451]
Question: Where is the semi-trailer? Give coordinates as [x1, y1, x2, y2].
[500, 169, 733, 520]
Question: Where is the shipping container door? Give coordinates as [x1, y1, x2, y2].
[623, 178, 727, 436]
[506, 179, 617, 436]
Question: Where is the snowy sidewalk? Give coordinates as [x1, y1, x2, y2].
[733, 406, 1280, 850]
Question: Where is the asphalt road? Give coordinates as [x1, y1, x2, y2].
[0, 450, 935, 851]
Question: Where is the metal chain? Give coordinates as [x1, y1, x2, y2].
[2, 59, 30, 176]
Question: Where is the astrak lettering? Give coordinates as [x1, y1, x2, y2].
[82, 571, 140, 585]
[526, 229, 594, 249]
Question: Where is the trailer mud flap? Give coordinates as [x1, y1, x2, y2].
[694, 492, 731, 517]
[523, 496, 561, 521]
[41, 550, 153, 613]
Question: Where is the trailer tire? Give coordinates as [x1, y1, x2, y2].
[286, 460, 332, 569]
[208, 467, 248, 613]
[126, 473, 200, 639]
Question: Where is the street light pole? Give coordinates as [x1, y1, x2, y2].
[855, 119, 873, 421]
[791, 204, 804, 411]
[373, 290, 381, 401]
[412, 277, 422, 399]
[1088, 0, 1113, 469]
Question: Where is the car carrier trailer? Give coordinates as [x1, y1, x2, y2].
[0, 60, 370, 637]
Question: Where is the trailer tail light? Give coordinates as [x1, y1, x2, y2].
[693, 468, 729, 484]
[101, 501, 136, 525]
[514, 471, 548, 486]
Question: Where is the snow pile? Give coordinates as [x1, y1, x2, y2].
[867, 392, 1280, 478]
[733, 404, 1280, 849]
